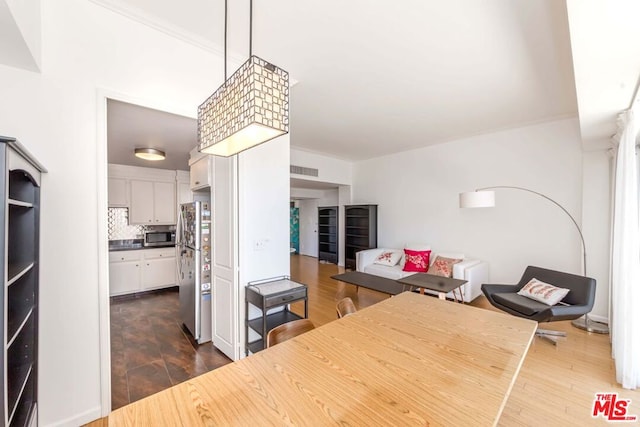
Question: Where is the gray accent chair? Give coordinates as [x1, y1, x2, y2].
[481, 266, 596, 344]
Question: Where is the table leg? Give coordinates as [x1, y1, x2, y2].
[453, 288, 461, 303]
[438, 292, 445, 300]
[420, 288, 425, 295]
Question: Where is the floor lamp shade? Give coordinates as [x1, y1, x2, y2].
[198, 56, 289, 157]
[459, 191, 496, 208]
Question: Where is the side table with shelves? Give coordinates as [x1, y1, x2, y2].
[245, 277, 308, 355]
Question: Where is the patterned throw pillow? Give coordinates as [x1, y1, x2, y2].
[373, 250, 403, 266]
[428, 256, 462, 278]
[402, 249, 431, 272]
[517, 278, 570, 306]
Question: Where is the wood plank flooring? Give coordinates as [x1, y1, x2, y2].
[88, 255, 639, 426]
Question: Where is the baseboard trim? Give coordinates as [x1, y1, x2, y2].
[45, 406, 102, 427]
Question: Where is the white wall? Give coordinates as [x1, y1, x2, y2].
[581, 150, 613, 321]
[237, 136, 291, 353]
[4, 0, 41, 70]
[290, 187, 324, 199]
[0, 0, 226, 425]
[353, 118, 587, 284]
[290, 147, 353, 185]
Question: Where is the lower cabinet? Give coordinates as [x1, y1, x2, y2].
[109, 251, 141, 295]
[142, 249, 176, 291]
[109, 248, 176, 296]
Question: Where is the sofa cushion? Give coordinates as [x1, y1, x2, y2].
[364, 264, 414, 280]
[400, 244, 431, 267]
[402, 249, 431, 272]
[373, 250, 403, 266]
[429, 256, 462, 278]
[493, 293, 549, 316]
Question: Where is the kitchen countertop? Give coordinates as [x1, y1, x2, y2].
[108, 239, 176, 252]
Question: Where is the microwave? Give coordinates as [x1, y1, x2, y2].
[144, 231, 176, 247]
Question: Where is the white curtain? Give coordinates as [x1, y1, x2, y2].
[611, 108, 640, 389]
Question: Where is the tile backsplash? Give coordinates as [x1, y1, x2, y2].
[108, 208, 147, 240]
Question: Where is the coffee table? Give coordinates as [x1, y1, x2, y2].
[331, 271, 405, 296]
[397, 273, 467, 302]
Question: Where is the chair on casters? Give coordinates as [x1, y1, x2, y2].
[266, 319, 315, 348]
[336, 297, 357, 318]
[481, 266, 596, 345]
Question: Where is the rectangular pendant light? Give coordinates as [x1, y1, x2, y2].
[198, 55, 289, 157]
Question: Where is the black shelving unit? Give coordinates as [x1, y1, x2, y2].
[1, 137, 46, 427]
[344, 205, 377, 269]
[245, 277, 308, 355]
[318, 206, 338, 264]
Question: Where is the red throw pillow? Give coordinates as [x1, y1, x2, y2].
[402, 249, 431, 272]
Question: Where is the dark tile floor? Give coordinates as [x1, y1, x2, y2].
[110, 287, 232, 410]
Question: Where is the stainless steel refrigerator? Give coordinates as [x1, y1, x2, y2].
[177, 201, 212, 344]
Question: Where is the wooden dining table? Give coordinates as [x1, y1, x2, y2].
[109, 292, 537, 426]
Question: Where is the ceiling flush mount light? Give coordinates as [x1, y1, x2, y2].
[198, 0, 289, 157]
[134, 148, 165, 161]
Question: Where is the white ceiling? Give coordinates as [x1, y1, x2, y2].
[95, 0, 640, 166]
[107, 99, 195, 170]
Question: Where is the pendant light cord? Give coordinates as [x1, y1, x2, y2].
[225, 0, 252, 79]
[224, 0, 228, 80]
[249, 0, 253, 57]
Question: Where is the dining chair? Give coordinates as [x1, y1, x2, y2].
[336, 297, 357, 318]
[266, 318, 315, 348]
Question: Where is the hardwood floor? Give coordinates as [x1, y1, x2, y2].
[109, 287, 231, 410]
[88, 255, 639, 426]
[291, 255, 640, 426]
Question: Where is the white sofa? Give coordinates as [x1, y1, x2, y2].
[356, 248, 489, 303]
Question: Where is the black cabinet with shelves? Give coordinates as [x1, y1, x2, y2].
[1, 137, 46, 427]
[344, 205, 377, 269]
[318, 206, 338, 264]
[245, 277, 308, 355]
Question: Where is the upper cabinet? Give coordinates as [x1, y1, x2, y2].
[108, 177, 128, 207]
[108, 164, 186, 225]
[190, 155, 212, 191]
[153, 181, 176, 223]
[177, 170, 192, 206]
[129, 180, 176, 225]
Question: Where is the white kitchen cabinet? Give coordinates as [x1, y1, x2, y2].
[130, 180, 176, 225]
[109, 248, 176, 296]
[178, 182, 192, 205]
[130, 180, 154, 223]
[109, 251, 142, 296]
[190, 156, 211, 190]
[141, 248, 176, 291]
[108, 177, 128, 207]
[177, 169, 192, 207]
[153, 181, 176, 223]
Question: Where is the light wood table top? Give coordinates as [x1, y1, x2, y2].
[109, 292, 536, 426]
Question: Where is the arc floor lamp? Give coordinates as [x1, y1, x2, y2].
[459, 186, 609, 334]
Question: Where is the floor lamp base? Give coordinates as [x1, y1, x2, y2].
[572, 316, 609, 334]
